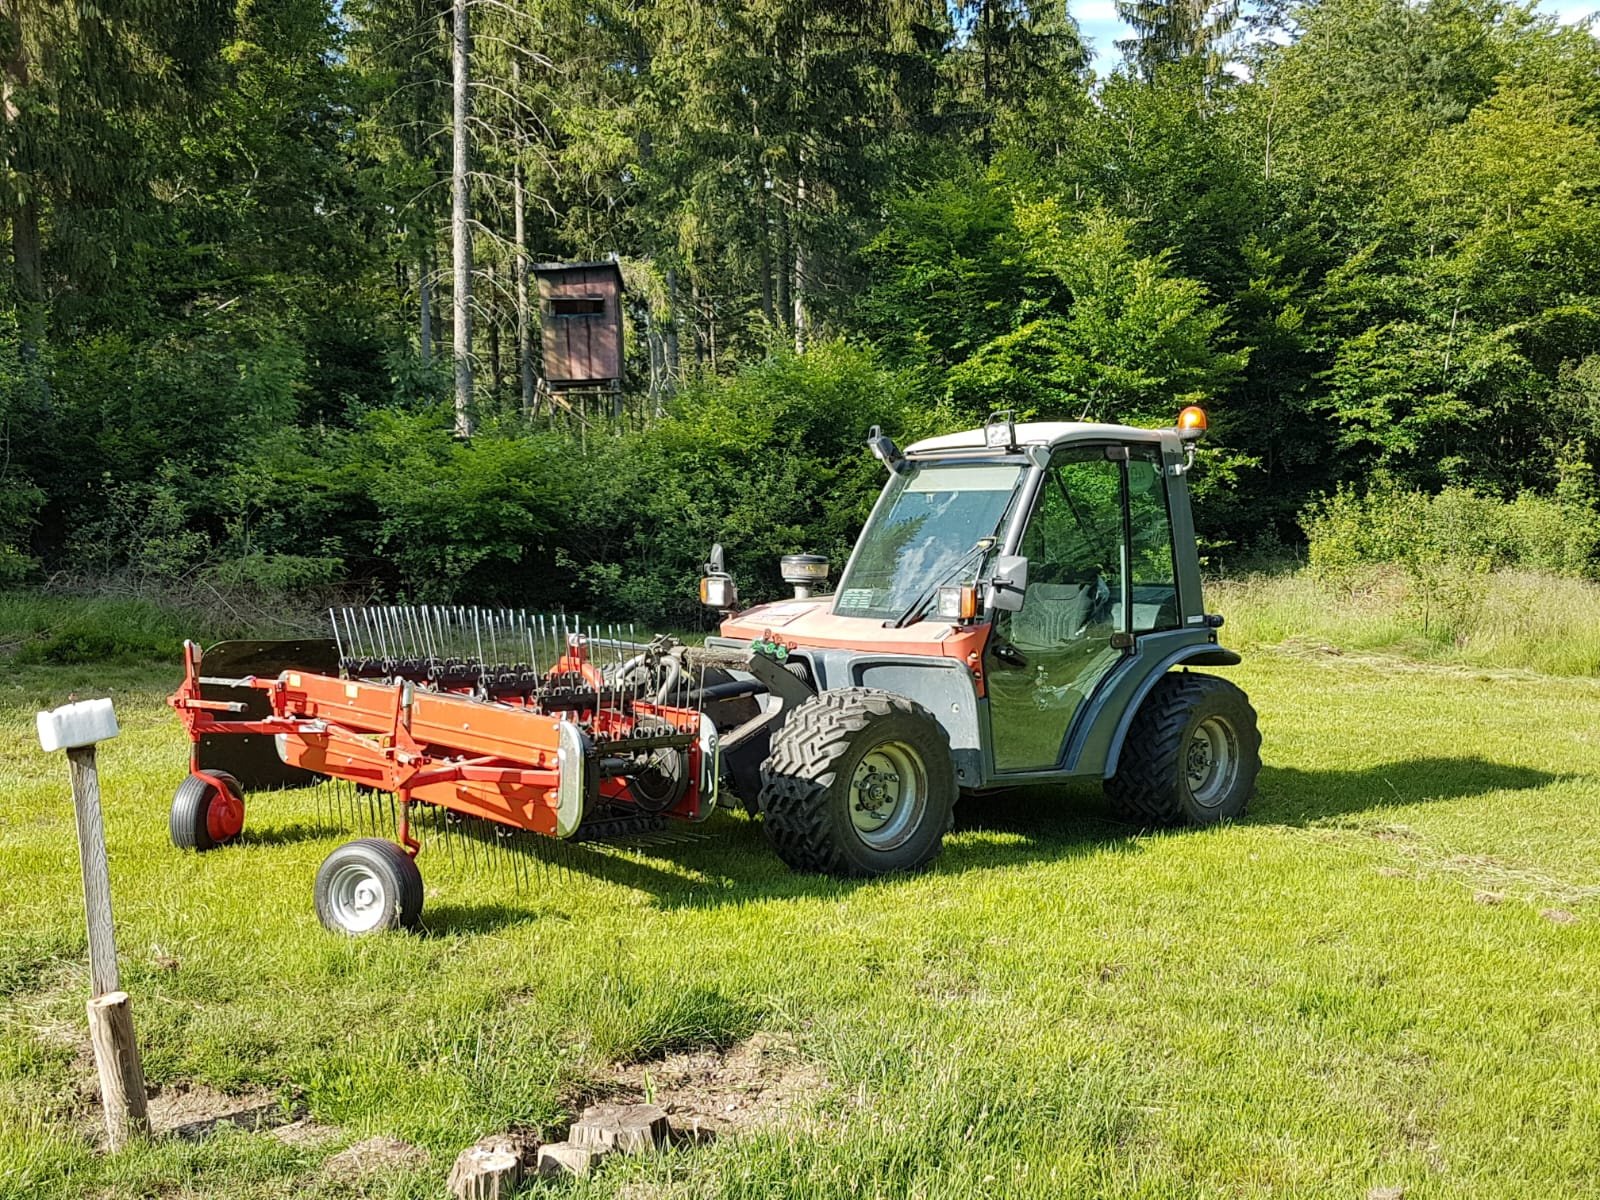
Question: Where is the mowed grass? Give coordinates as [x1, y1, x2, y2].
[2, 651, 1599, 1198]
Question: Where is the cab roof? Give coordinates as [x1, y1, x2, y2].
[904, 421, 1169, 457]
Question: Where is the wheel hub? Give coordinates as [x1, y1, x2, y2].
[849, 742, 927, 851]
[327, 863, 389, 933]
[205, 788, 244, 842]
[1186, 715, 1240, 809]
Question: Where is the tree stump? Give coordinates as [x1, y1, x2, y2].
[569, 1102, 670, 1155]
[536, 1141, 609, 1177]
[446, 1146, 522, 1199]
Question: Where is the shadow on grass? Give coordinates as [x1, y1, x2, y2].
[1251, 756, 1558, 823]
[238, 756, 1561, 934]
[239, 821, 344, 848]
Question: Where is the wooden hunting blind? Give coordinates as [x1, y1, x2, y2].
[534, 260, 624, 388]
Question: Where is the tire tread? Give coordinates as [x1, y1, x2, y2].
[759, 688, 954, 877]
[1105, 672, 1261, 826]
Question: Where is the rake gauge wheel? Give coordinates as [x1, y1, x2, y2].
[170, 771, 245, 852]
[314, 839, 424, 936]
[759, 688, 955, 877]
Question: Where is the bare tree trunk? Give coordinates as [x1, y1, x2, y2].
[774, 200, 791, 335]
[759, 172, 774, 325]
[3, 15, 44, 381]
[691, 277, 705, 368]
[418, 237, 434, 363]
[645, 309, 662, 417]
[488, 261, 503, 401]
[664, 268, 681, 383]
[792, 170, 807, 354]
[512, 156, 534, 414]
[450, 0, 474, 438]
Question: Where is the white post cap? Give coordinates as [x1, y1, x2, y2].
[36, 698, 121, 753]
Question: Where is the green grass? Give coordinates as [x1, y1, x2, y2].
[1213, 568, 1600, 677]
[3, 619, 1600, 1197]
[0, 590, 323, 667]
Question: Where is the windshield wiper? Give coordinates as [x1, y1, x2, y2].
[886, 538, 996, 629]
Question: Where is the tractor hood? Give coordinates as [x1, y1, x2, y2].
[719, 598, 987, 661]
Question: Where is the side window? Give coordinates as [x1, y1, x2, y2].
[1008, 452, 1124, 651]
[1127, 451, 1180, 632]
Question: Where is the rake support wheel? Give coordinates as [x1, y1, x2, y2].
[170, 771, 245, 851]
[314, 839, 424, 936]
[1106, 671, 1261, 826]
[759, 688, 955, 877]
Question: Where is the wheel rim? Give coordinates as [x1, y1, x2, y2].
[205, 787, 244, 842]
[1186, 715, 1240, 809]
[325, 862, 391, 933]
[849, 740, 928, 851]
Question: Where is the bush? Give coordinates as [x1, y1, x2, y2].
[1302, 480, 1600, 645]
[1305, 481, 1600, 586]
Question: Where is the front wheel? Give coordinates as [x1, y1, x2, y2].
[313, 839, 424, 935]
[1105, 672, 1261, 826]
[759, 689, 955, 877]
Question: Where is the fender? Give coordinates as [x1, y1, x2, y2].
[1100, 643, 1242, 779]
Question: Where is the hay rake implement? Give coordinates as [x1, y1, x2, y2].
[167, 608, 725, 934]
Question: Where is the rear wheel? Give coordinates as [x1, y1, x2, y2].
[1105, 672, 1260, 826]
[313, 839, 424, 935]
[170, 772, 245, 851]
[759, 689, 955, 876]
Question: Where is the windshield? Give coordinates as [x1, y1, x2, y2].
[833, 461, 1026, 620]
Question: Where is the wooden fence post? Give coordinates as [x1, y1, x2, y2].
[36, 699, 150, 1149]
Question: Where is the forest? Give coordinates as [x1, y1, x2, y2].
[2, 0, 1599, 625]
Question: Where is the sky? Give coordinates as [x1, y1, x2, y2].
[1075, 0, 1599, 77]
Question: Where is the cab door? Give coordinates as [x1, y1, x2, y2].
[983, 443, 1181, 773]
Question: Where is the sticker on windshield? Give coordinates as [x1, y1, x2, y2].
[838, 588, 877, 609]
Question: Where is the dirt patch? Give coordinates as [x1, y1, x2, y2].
[145, 1082, 295, 1142]
[322, 1135, 428, 1177]
[269, 1117, 344, 1148]
[597, 1032, 827, 1139]
[1541, 907, 1579, 925]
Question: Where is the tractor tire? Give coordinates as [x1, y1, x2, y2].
[759, 688, 955, 877]
[170, 771, 245, 852]
[313, 838, 423, 936]
[1105, 671, 1260, 827]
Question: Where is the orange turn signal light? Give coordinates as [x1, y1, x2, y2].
[1177, 405, 1207, 437]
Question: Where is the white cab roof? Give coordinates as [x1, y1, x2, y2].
[905, 421, 1168, 456]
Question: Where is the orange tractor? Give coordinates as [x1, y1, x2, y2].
[168, 409, 1259, 933]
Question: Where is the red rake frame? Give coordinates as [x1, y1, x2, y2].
[168, 639, 716, 856]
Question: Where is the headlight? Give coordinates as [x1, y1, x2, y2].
[937, 585, 978, 621]
[699, 575, 737, 609]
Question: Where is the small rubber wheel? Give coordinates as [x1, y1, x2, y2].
[313, 838, 424, 936]
[759, 688, 955, 877]
[170, 772, 245, 852]
[1105, 671, 1261, 826]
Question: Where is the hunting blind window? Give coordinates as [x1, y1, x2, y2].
[552, 297, 605, 317]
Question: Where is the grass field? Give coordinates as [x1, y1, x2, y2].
[3, 641, 1600, 1197]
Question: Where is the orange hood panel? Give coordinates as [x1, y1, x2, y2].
[720, 599, 991, 665]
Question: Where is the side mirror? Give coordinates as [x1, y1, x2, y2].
[987, 554, 1029, 612]
[867, 425, 912, 476]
